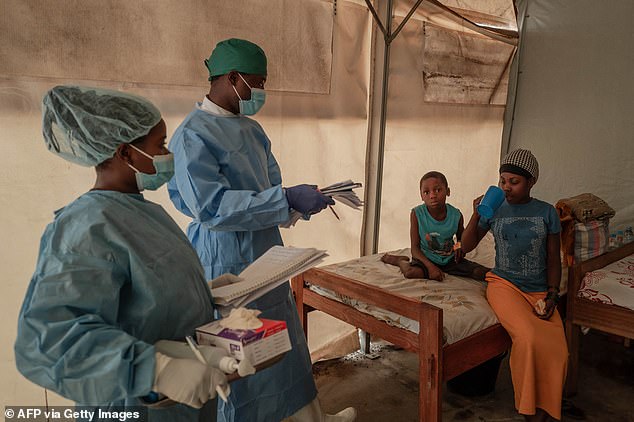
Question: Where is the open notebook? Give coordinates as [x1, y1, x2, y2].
[211, 246, 328, 308]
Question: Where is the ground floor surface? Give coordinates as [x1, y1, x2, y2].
[313, 330, 633, 421]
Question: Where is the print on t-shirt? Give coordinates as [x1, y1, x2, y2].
[425, 232, 453, 257]
[493, 216, 546, 278]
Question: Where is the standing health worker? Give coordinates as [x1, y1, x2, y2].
[168, 39, 356, 422]
[15, 86, 227, 422]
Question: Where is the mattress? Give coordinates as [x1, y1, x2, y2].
[309, 235, 499, 344]
[578, 252, 634, 311]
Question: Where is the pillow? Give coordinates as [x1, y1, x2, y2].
[574, 220, 609, 262]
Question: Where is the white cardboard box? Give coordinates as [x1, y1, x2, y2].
[196, 318, 291, 366]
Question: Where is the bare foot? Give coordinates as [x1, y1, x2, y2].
[380, 254, 410, 266]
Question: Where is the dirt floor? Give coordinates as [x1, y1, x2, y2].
[313, 330, 634, 421]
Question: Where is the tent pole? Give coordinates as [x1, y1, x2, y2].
[501, 0, 528, 158]
[361, 0, 393, 256]
[362, 0, 425, 256]
[360, 0, 427, 356]
[389, 0, 425, 42]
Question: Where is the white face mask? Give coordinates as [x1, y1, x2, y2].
[232, 73, 266, 115]
[126, 144, 174, 191]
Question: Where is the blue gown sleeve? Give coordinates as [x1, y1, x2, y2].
[266, 139, 283, 187]
[169, 127, 290, 232]
[15, 251, 155, 404]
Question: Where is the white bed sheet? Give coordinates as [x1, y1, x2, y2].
[310, 235, 499, 344]
[578, 252, 634, 311]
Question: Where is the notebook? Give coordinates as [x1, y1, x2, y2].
[211, 246, 328, 307]
[280, 179, 363, 228]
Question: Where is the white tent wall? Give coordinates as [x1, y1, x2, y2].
[0, 0, 515, 407]
[376, 14, 505, 252]
[360, 0, 513, 253]
[504, 0, 634, 230]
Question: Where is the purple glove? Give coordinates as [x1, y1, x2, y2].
[285, 184, 335, 215]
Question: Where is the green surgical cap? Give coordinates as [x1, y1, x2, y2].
[205, 38, 267, 79]
[42, 85, 162, 167]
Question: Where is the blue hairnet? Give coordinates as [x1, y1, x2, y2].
[42, 86, 162, 166]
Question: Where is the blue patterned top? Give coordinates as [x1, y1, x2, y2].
[479, 199, 561, 292]
[413, 203, 461, 265]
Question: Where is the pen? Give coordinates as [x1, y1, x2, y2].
[185, 336, 229, 403]
[185, 336, 208, 365]
[329, 205, 340, 220]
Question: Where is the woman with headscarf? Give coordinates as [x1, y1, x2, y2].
[461, 149, 568, 422]
[14, 86, 227, 422]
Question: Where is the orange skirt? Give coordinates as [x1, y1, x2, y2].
[486, 273, 568, 420]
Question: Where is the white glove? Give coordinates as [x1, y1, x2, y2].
[218, 307, 263, 329]
[152, 352, 227, 408]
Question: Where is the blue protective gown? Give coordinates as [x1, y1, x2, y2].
[168, 101, 317, 422]
[14, 191, 217, 422]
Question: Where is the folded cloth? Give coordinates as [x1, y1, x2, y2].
[556, 193, 615, 223]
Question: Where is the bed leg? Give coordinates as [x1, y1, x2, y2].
[565, 320, 580, 396]
[564, 266, 579, 397]
[358, 329, 379, 359]
[290, 274, 308, 338]
[419, 309, 442, 422]
[359, 329, 370, 354]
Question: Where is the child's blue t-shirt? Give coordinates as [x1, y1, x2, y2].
[478, 198, 561, 292]
[413, 203, 461, 266]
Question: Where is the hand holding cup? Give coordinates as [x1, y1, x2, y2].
[477, 186, 505, 218]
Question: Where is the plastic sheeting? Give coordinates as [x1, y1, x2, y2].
[422, 22, 514, 105]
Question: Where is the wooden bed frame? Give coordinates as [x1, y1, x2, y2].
[565, 240, 634, 396]
[291, 268, 511, 422]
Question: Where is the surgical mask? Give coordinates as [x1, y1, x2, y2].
[232, 73, 266, 115]
[127, 144, 175, 191]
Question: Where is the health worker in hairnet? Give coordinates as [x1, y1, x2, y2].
[14, 86, 228, 422]
[168, 39, 356, 422]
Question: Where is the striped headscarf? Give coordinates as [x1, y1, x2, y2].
[499, 148, 539, 182]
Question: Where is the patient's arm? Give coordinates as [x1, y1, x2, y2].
[410, 211, 444, 280]
[461, 196, 488, 253]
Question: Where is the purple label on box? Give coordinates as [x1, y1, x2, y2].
[218, 328, 252, 341]
[242, 331, 265, 345]
[217, 328, 266, 344]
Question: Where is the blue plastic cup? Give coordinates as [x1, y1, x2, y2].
[477, 186, 505, 218]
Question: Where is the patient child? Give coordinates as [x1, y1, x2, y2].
[381, 171, 489, 281]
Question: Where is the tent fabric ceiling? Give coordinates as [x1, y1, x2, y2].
[390, 0, 517, 40]
[347, 0, 517, 30]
